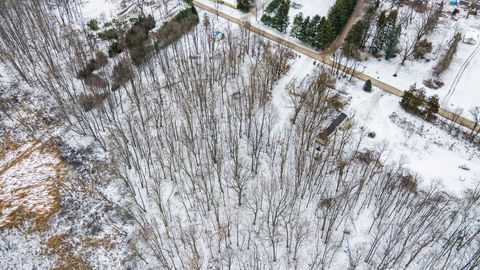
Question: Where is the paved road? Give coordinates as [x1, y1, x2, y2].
[192, 0, 480, 132]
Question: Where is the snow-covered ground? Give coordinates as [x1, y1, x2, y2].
[257, 44, 480, 196]
[289, 0, 336, 18]
[197, 0, 336, 45]
[361, 5, 480, 119]
[340, 79, 480, 196]
[1, 1, 480, 269]
[80, 0, 120, 21]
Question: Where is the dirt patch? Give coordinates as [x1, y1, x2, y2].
[46, 233, 92, 270]
[0, 139, 66, 230]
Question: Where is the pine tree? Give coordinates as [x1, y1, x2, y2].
[265, 0, 281, 13]
[346, 20, 366, 48]
[299, 16, 311, 42]
[317, 19, 336, 49]
[383, 10, 401, 59]
[327, 0, 347, 34]
[261, 14, 273, 27]
[400, 84, 426, 115]
[384, 24, 401, 60]
[425, 95, 439, 121]
[307, 15, 322, 45]
[290, 13, 304, 39]
[272, 0, 290, 33]
[363, 79, 372, 92]
[237, 0, 253, 12]
[370, 11, 387, 55]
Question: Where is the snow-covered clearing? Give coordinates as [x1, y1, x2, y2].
[80, 0, 119, 21]
[289, 0, 336, 18]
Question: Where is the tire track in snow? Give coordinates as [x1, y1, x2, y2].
[442, 41, 480, 107]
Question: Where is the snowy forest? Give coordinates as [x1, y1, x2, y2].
[0, 0, 479, 269]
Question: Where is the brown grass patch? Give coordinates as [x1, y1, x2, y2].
[0, 139, 66, 231]
[46, 233, 92, 270]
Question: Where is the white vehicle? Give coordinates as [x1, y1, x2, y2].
[459, 164, 470, 170]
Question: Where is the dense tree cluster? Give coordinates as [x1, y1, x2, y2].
[342, 1, 443, 63]
[237, 0, 254, 12]
[400, 84, 439, 121]
[290, 0, 357, 50]
[261, 0, 290, 33]
[370, 10, 401, 59]
[290, 14, 335, 49]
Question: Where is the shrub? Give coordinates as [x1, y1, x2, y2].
[98, 28, 119, 40]
[77, 52, 109, 79]
[77, 66, 94, 79]
[85, 74, 108, 88]
[108, 40, 126, 57]
[413, 39, 432, 59]
[423, 78, 444, 89]
[87, 19, 99, 31]
[130, 44, 153, 66]
[363, 79, 372, 92]
[79, 92, 110, 112]
[154, 7, 199, 49]
[433, 33, 461, 76]
[93, 52, 108, 68]
[112, 61, 133, 89]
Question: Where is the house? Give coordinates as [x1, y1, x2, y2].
[463, 31, 479, 44]
[316, 112, 348, 145]
[215, 0, 238, 9]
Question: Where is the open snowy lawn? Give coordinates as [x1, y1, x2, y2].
[289, 0, 336, 18]
[80, 0, 120, 21]
[0, 140, 64, 230]
[341, 78, 480, 196]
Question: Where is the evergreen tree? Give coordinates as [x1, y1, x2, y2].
[265, 0, 281, 13]
[290, 13, 304, 39]
[363, 79, 372, 92]
[272, 0, 290, 33]
[346, 20, 366, 48]
[384, 24, 401, 59]
[312, 17, 326, 48]
[327, 0, 347, 34]
[237, 0, 253, 12]
[307, 15, 322, 45]
[317, 19, 336, 49]
[383, 10, 401, 59]
[425, 95, 439, 121]
[400, 84, 426, 115]
[299, 16, 311, 42]
[261, 14, 273, 26]
[370, 11, 387, 55]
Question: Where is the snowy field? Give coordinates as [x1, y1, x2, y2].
[289, 0, 336, 18]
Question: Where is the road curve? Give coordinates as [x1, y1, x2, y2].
[192, 0, 480, 133]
